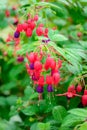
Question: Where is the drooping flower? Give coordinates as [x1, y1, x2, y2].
[14, 31, 20, 38]
[36, 85, 43, 93]
[17, 55, 24, 62]
[47, 85, 53, 92]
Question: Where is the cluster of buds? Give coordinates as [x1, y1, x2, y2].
[25, 52, 62, 96]
[14, 14, 49, 39]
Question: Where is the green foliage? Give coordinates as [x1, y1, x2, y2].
[0, 0, 87, 130]
[52, 106, 67, 124]
[68, 108, 87, 118]
[48, 29, 68, 41]
[0, 0, 7, 9]
[79, 122, 87, 130]
[30, 122, 50, 130]
[22, 105, 38, 116]
[61, 114, 85, 128]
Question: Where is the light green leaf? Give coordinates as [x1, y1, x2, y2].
[37, 123, 50, 130]
[52, 106, 67, 124]
[29, 92, 38, 100]
[22, 105, 38, 116]
[51, 34, 68, 42]
[48, 29, 67, 41]
[24, 86, 34, 100]
[79, 122, 87, 130]
[68, 108, 87, 118]
[30, 123, 38, 130]
[61, 114, 86, 127]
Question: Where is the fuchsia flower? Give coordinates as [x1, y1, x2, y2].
[26, 52, 38, 63]
[22, 23, 28, 31]
[34, 61, 42, 71]
[47, 85, 53, 92]
[34, 15, 39, 21]
[36, 27, 43, 36]
[17, 55, 24, 62]
[14, 31, 20, 38]
[82, 90, 87, 106]
[76, 85, 82, 93]
[53, 73, 60, 85]
[38, 76, 44, 86]
[26, 28, 32, 37]
[13, 14, 48, 39]
[44, 57, 53, 70]
[26, 52, 62, 95]
[36, 85, 43, 93]
[56, 85, 81, 99]
[5, 10, 10, 17]
[46, 75, 53, 85]
[17, 24, 23, 32]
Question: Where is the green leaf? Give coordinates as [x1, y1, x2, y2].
[9, 65, 24, 79]
[68, 108, 87, 118]
[48, 29, 67, 41]
[0, 82, 17, 91]
[29, 92, 38, 100]
[50, 34, 68, 41]
[31, 122, 50, 130]
[34, 2, 62, 11]
[79, 122, 87, 130]
[59, 126, 71, 130]
[22, 105, 38, 116]
[6, 96, 17, 106]
[0, 97, 7, 106]
[0, 0, 7, 9]
[30, 123, 38, 130]
[61, 114, 86, 127]
[37, 122, 50, 130]
[49, 41, 83, 74]
[52, 106, 67, 124]
[17, 42, 37, 55]
[24, 86, 34, 100]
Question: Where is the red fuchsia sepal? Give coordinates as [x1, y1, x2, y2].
[53, 73, 61, 85]
[56, 92, 81, 99]
[26, 52, 38, 63]
[46, 75, 53, 85]
[34, 61, 42, 71]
